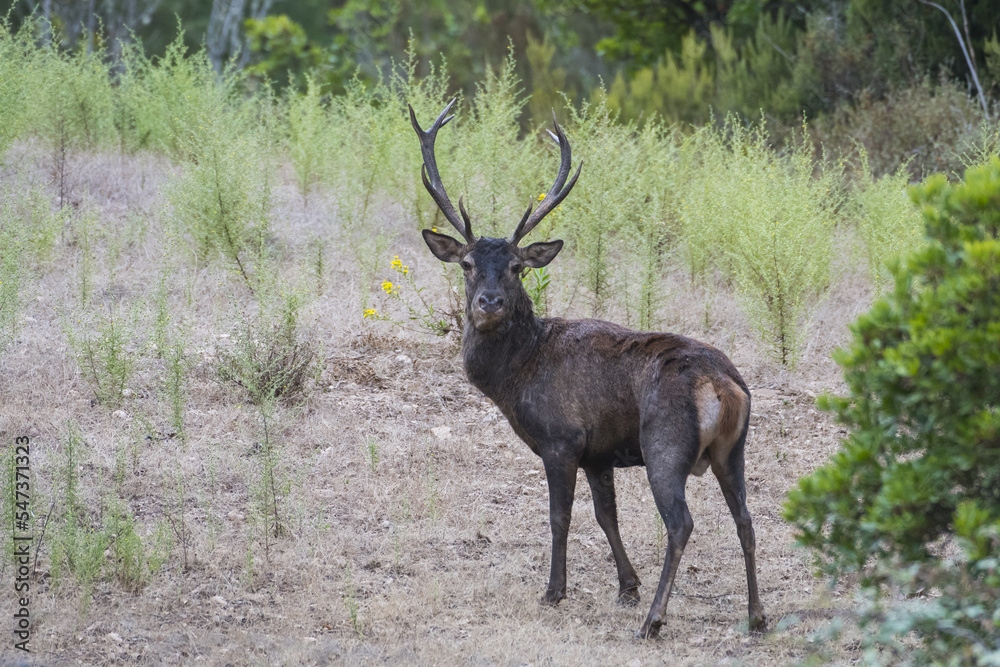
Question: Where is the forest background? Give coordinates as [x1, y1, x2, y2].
[4, 0, 1000, 179]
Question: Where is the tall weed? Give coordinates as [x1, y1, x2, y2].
[854, 149, 923, 291]
[164, 102, 274, 294]
[287, 75, 331, 202]
[129, 32, 243, 160]
[216, 283, 316, 405]
[678, 119, 841, 364]
[456, 47, 533, 238]
[0, 17, 36, 161]
[559, 96, 641, 316]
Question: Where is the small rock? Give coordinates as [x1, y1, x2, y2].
[212, 595, 228, 607]
[113, 410, 128, 420]
[431, 426, 452, 440]
[395, 354, 413, 365]
[107, 632, 122, 643]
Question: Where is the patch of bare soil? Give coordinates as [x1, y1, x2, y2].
[0, 146, 872, 665]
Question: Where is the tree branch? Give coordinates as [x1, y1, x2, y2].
[916, 0, 989, 120]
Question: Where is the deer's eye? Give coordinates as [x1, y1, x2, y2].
[460, 260, 472, 271]
[510, 262, 523, 275]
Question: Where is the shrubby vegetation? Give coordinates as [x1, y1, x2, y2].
[0, 14, 979, 366]
[786, 160, 1000, 662]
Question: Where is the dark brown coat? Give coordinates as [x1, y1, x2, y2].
[410, 101, 766, 638]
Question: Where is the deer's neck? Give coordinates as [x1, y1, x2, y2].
[462, 307, 543, 403]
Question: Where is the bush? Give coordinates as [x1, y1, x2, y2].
[216, 286, 316, 405]
[811, 78, 986, 181]
[676, 119, 841, 364]
[164, 98, 274, 293]
[287, 75, 331, 202]
[853, 148, 924, 291]
[785, 158, 1000, 663]
[558, 95, 643, 316]
[66, 301, 138, 409]
[0, 17, 35, 161]
[129, 32, 244, 160]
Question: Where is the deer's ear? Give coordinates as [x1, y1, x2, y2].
[521, 239, 563, 268]
[422, 229, 466, 263]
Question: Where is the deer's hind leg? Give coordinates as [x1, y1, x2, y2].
[635, 407, 700, 639]
[584, 465, 641, 605]
[710, 426, 766, 632]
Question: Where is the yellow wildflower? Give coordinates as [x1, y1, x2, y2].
[537, 193, 546, 201]
[363, 308, 377, 318]
[381, 280, 394, 294]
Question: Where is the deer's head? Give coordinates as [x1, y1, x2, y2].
[410, 100, 581, 331]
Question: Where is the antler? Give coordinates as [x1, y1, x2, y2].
[408, 99, 474, 243]
[511, 111, 582, 245]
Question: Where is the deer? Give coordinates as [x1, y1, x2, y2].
[409, 99, 767, 639]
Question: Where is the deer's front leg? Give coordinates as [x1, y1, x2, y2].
[541, 452, 578, 605]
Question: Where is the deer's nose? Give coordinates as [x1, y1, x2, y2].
[478, 292, 504, 313]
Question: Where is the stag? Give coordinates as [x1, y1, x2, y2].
[409, 100, 766, 638]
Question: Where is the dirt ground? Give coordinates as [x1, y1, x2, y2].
[0, 145, 876, 665]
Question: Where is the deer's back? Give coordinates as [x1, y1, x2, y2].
[470, 317, 747, 466]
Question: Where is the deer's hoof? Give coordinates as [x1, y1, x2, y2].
[749, 612, 767, 633]
[617, 587, 640, 606]
[634, 623, 661, 640]
[540, 589, 564, 606]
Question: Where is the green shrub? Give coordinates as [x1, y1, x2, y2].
[854, 148, 924, 291]
[23, 39, 115, 206]
[785, 158, 1000, 663]
[164, 100, 274, 293]
[48, 425, 154, 600]
[322, 41, 452, 231]
[287, 75, 331, 202]
[725, 124, 840, 365]
[811, 78, 986, 180]
[559, 95, 642, 316]
[151, 271, 190, 439]
[621, 122, 683, 330]
[31, 42, 116, 149]
[0, 17, 36, 161]
[216, 285, 316, 405]
[130, 32, 244, 160]
[676, 119, 840, 364]
[66, 301, 138, 409]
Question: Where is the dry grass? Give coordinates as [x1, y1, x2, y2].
[0, 143, 877, 666]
